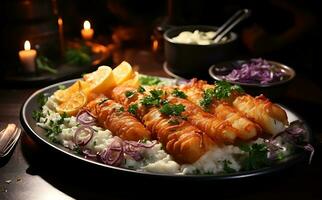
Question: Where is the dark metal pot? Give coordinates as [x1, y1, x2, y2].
[164, 25, 239, 78]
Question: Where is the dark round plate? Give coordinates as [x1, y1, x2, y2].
[20, 78, 312, 180]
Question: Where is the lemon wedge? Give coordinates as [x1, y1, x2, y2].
[54, 80, 89, 103]
[112, 61, 134, 85]
[56, 90, 87, 116]
[120, 71, 140, 88]
[84, 65, 116, 94]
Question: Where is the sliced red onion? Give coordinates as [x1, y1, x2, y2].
[123, 143, 143, 161]
[99, 137, 124, 166]
[267, 120, 314, 164]
[303, 144, 314, 164]
[76, 109, 97, 125]
[82, 149, 97, 158]
[124, 140, 156, 148]
[224, 58, 285, 84]
[74, 126, 94, 146]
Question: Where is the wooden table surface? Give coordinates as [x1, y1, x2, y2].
[1, 49, 322, 200]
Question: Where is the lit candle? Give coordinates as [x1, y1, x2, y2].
[58, 17, 65, 55]
[81, 20, 94, 40]
[19, 40, 37, 72]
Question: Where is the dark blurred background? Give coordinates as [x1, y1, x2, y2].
[0, 0, 321, 85]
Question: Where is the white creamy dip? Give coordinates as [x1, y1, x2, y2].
[171, 30, 228, 45]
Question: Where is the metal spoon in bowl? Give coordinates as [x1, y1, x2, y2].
[212, 9, 251, 43]
[0, 124, 21, 158]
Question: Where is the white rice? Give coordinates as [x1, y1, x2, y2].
[37, 95, 246, 175]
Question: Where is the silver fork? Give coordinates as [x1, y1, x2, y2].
[0, 124, 21, 158]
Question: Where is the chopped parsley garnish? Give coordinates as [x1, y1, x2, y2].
[46, 122, 62, 136]
[45, 113, 69, 143]
[125, 90, 136, 98]
[57, 112, 68, 124]
[128, 103, 139, 115]
[168, 119, 180, 125]
[223, 160, 236, 173]
[171, 88, 187, 99]
[141, 96, 160, 107]
[199, 81, 244, 109]
[159, 103, 185, 116]
[139, 75, 162, 86]
[117, 107, 125, 112]
[137, 85, 146, 93]
[150, 89, 163, 99]
[32, 110, 44, 122]
[58, 85, 66, 90]
[239, 143, 269, 170]
[74, 146, 84, 155]
[214, 80, 244, 100]
[199, 88, 215, 109]
[98, 98, 108, 105]
[140, 89, 164, 107]
[37, 93, 48, 107]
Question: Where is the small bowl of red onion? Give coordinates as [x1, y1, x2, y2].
[209, 58, 296, 98]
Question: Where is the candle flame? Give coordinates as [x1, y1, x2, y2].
[84, 20, 91, 30]
[58, 17, 63, 26]
[24, 40, 31, 50]
[152, 39, 158, 51]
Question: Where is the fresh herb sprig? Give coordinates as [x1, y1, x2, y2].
[239, 143, 269, 170]
[199, 81, 244, 109]
[223, 160, 236, 173]
[65, 45, 91, 66]
[171, 88, 187, 99]
[32, 110, 44, 122]
[125, 90, 136, 98]
[137, 86, 146, 93]
[36, 55, 58, 74]
[199, 88, 215, 109]
[128, 103, 139, 115]
[159, 103, 185, 116]
[140, 89, 164, 107]
[37, 93, 49, 107]
[139, 75, 161, 86]
[214, 80, 244, 100]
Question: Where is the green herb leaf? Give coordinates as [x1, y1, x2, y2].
[58, 85, 66, 90]
[137, 85, 146, 93]
[32, 110, 44, 122]
[223, 160, 236, 173]
[159, 103, 185, 116]
[239, 143, 269, 170]
[65, 46, 91, 66]
[125, 90, 136, 98]
[141, 96, 159, 107]
[150, 89, 163, 99]
[214, 80, 244, 100]
[117, 107, 125, 112]
[171, 88, 187, 99]
[140, 89, 164, 107]
[168, 119, 180, 125]
[36, 55, 58, 74]
[128, 103, 139, 115]
[139, 76, 161, 86]
[37, 93, 48, 107]
[57, 112, 69, 124]
[199, 88, 215, 109]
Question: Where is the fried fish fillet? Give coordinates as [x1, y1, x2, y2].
[233, 94, 288, 135]
[111, 85, 215, 163]
[86, 97, 151, 141]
